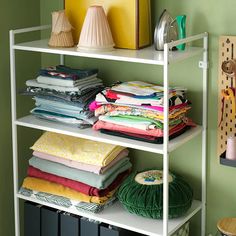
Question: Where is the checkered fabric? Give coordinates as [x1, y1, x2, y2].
[172, 222, 189, 236]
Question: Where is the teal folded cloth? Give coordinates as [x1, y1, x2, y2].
[29, 156, 132, 189]
[99, 115, 182, 130]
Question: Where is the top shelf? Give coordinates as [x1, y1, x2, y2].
[13, 39, 204, 65]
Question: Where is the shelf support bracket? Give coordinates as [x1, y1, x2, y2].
[199, 60, 209, 69]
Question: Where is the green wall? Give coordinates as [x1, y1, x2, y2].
[0, 0, 40, 236]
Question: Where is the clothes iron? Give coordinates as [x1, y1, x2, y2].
[154, 10, 186, 51]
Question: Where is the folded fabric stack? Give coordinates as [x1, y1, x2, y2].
[92, 81, 196, 143]
[19, 131, 131, 213]
[22, 65, 104, 128]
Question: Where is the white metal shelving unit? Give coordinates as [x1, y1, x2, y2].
[10, 25, 208, 236]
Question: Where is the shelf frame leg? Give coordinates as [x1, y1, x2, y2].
[10, 30, 20, 236]
[201, 33, 209, 236]
[60, 54, 65, 65]
[163, 43, 170, 236]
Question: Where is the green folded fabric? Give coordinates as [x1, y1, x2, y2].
[29, 156, 132, 189]
[118, 170, 193, 219]
[101, 115, 162, 128]
[101, 115, 182, 129]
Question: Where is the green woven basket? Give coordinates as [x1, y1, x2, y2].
[117, 170, 193, 219]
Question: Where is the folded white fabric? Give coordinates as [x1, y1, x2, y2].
[111, 81, 186, 96]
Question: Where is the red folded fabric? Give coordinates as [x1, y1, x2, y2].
[27, 166, 129, 197]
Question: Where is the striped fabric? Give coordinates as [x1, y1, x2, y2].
[19, 187, 117, 213]
[172, 222, 189, 236]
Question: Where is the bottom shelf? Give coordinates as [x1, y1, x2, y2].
[17, 193, 202, 236]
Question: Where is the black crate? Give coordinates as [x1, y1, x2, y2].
[41, 207, 60, 236]
[24, 201, 41, 236]
[60, 212, 80, 236]
[80, 217, 100, 236]
[100, 225, 143, 236]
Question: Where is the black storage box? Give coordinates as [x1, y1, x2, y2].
[80, 217, 100, 236]
[24, 201, 41, 236]
[60, 212, 80, 236]
[41, 207, 60, 236]
[100, 225, 143, 236]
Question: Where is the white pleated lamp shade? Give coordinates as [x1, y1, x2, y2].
[77, 6, 115, 52]
[49, 10, 74, 48]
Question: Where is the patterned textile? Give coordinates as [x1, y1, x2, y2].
[93, 100, 190, 113]
[94, 103, 191, 119]
[37, 75, 101, 88]
[19, 187, 117, 213]
[92, 80, 195, 144]
[110, 81, 186, 97]
[96, 90, 188, 107]
[26, 79, 103, 94]
[172, 222, 189, 236]
[39, 65, 98, 80]
[98, 115, 182, 130]
[22, 86, 103, 102]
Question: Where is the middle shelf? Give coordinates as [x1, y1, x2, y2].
[15, 115, 202, 154]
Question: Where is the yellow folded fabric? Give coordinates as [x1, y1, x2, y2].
[31, 132, 125, 166]
[22, 177, 114, 204]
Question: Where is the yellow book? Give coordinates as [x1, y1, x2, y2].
[65, 0, 151, 49]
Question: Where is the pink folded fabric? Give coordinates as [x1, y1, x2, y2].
[28, 166, 130, 197]
[144, 103, 189, 112]
[33, 149, 129, 174]
[93, 118, 196, 137]
[89, 100, 100, 111]
[90, 100, 189, 112]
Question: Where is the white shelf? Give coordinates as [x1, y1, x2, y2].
[15, 115, 202, 154]
[10, 28, 208, 236]
[13, 39, 203, 65]
[17, 193, 201, 236]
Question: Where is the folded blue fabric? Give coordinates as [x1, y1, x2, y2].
[31, 109, 97, 125]
[33, 97, 94, 118]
